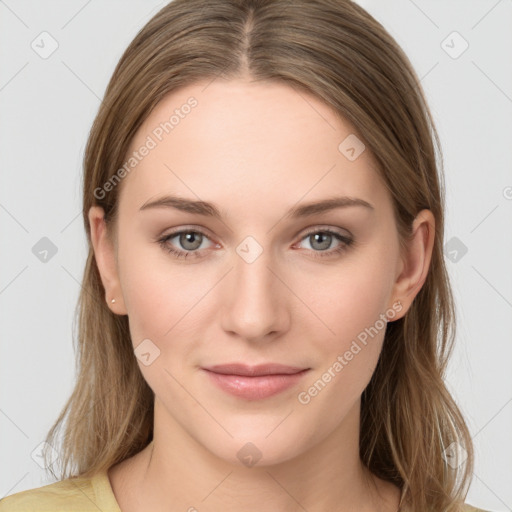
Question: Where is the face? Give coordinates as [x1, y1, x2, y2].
[90, 77, 430, 468]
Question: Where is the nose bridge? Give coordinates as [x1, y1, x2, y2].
[221, 237, 287, 341]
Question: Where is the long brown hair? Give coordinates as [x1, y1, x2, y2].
[43, 1, 474, 509]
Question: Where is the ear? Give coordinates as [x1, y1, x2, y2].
[387, 209, 435, 321]
[88, 206, 127, 315]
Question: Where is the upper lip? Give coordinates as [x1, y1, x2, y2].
[203, 363, 308, 376]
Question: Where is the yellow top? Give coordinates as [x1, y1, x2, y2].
[0, 470, 121, 512]
[0, 469, 489, 511]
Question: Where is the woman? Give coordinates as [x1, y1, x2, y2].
[0, 0, 488, 510]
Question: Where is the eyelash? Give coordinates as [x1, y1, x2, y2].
[156, 227, 353, 261]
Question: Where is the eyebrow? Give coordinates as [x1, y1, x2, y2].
[139, 194, 374, 219]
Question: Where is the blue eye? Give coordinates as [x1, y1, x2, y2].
[156, 228, 353, 260]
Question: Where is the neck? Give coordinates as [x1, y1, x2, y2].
[118, 398, 400, 512]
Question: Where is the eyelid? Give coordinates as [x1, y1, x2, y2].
[297, 224, 352, 240]
[158, 225, 217, 243]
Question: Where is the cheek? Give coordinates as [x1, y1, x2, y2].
[294, 264, 392, 428]
[293, 242, 397, 408]
[118, 248, 213, 396]
[304, 251, 396, 352]
[117, 238, 198, 344]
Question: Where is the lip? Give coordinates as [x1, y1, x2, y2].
[202, 363, 310, 400]
[204, 363, 307, 376]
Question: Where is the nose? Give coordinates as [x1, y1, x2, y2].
[220, 246, 290, 343]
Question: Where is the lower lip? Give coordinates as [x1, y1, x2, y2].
[203, 369, 310, 400]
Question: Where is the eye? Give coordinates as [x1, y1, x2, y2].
[295, 228, 353, 259]
[156, 227, 354, 261]
[157, 229, 217, 260]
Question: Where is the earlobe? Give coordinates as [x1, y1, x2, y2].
[88, 206, 127, 315]
[388, 209, 435, 320]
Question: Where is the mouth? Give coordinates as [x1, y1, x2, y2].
[203, 363, 308, 376]
[201, 363, 310, 400]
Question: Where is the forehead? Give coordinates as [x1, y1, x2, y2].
[117, 78, 389, 220]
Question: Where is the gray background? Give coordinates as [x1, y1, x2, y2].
[0, 0, 511, 510]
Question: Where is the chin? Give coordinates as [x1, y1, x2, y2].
[198, 422, 315, 469]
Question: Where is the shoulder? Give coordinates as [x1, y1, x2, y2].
[399, 502, 490, 512]
[0, 476, 92, 512]
[463, 505, 492, 512]
[0, 471, 121, 512]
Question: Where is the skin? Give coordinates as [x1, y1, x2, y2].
[89, 77, 435, 512]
